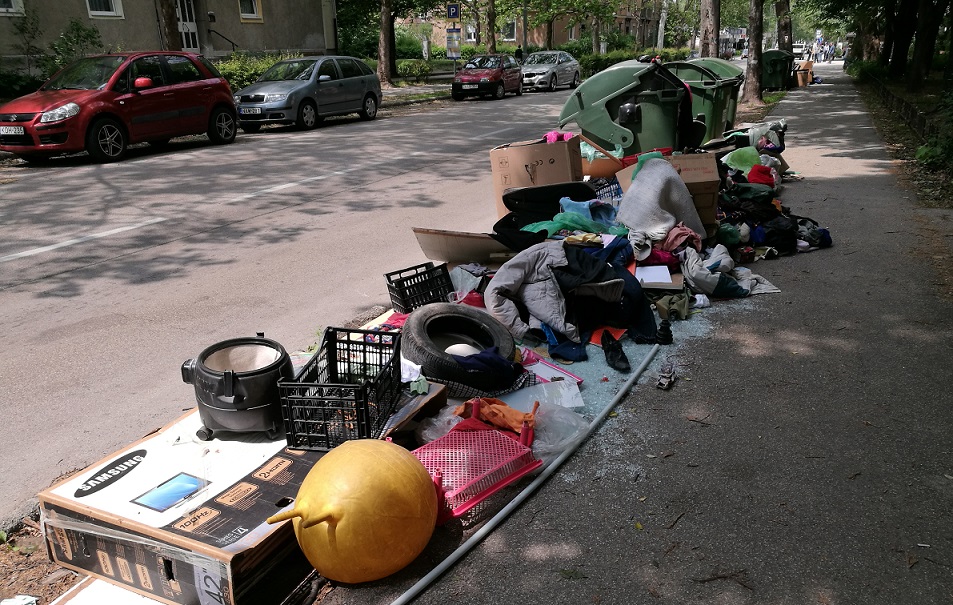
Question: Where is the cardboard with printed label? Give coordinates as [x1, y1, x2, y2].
[38, 410, 321, 605]
[488, 137, 583, 218]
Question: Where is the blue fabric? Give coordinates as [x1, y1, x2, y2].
[450, 346, 524, 390]
[559, 197, 619, 227]
[541, 324, 590, 362]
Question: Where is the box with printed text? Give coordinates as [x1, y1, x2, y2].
[488, 137, 583, 218]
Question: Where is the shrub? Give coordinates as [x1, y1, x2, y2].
[0, 69, 45, 101]
[214, 52, 304, 91]
[396, 59, 432, 82]
[557, 39, 591, 59]
[39, 18, 104, 77]
[396, 27, 423, 59]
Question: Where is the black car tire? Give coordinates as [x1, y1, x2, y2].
[570, 72, 580, 88]
[401, 303, 516, 389]
[86, 117, 127, 163]
[359, 94, 378, 120]
[240, 123, 262, 133]
[297, 100, 319, 130]
[548, 76, 557, 92]
[493, 82, 506, 100]
[516, 85, 523, 96]
[207, 106, 237, 144]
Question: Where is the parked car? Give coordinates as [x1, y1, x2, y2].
[451, 54, 522, 101]
[233, 56, 381, 132]
[520, 51, 580, 92]
[792, 42, 807, 60]
[0, 52, 236, 163]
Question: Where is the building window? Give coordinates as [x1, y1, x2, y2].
[500, 21, 516, 41]
[465, 23, 476, 42]
[567, 24, 576, 40]
[239, 0, 262, 21]
[0, 0, 25, 16]
[86, 0, 123, 18]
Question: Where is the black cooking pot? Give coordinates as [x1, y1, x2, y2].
[181, 333, 294, 441]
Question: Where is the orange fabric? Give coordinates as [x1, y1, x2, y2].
[454, 397, 539, 433]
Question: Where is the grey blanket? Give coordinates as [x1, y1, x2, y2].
[616, 158, 706, 259]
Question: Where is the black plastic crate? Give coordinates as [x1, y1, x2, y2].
[278, 327, 402, 451]
[384, 262, 454, 314]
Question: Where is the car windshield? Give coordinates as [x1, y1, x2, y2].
[42, 56, 126, 91]
[259, 60, 317, 82]
[525, 53, 558, 65]
[465, 56, 501, 69]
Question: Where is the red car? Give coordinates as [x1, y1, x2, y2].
[451, 54, 522, 101]
[0, 52, 237, 163]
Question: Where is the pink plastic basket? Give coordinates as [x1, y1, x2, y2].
[412, 427, 542, 524]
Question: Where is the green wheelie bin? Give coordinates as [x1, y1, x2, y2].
[558, 60, 696, 156]
[665, 60, 732, 145]
[762, 49, 794, 91]
[689, 57, 745, 131]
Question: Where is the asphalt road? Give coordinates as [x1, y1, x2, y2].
[0, 88, 568, 530]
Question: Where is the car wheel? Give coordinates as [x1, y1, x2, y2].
[207, 106, 237, 144]
[548, 76, 557, 92]
[86, 117, 127, 163]
[240, 123, 262, 133]
[451, 92, 465, 101]
[359, 94, 378, 120]
[493, 82, 505, 100]
[570, 72, 580, 88]
[401, 303, 516, 390]
[296, 100, 319, 130]
[516, 85, 523, 96]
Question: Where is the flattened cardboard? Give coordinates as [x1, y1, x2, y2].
[489, 137, 583, 218]
[39, 410, 321, 605]
[412, 227, 514, 265]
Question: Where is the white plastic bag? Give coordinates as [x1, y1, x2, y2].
[531, 402, 589, 464]
[414, 404, 463, 444]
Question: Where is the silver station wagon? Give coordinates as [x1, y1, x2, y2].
[233, 56, 382, 132]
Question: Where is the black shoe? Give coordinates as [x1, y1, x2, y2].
[601, 331, 631, 373]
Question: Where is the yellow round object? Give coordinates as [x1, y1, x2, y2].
[267, 439, 437, 584]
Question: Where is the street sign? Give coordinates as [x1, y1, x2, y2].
[447, 3, 460, 21]
[447, 27, 461, 59]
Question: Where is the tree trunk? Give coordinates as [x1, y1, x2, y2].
[546, 19, 554, 49]
[591, 18, 600, 54]
[700, 0, 716, 57]
[486, 0, 497, 53]
[378, 0, 393, 86]
[888, 3, 918, 78]
[157, 0, 182, 52]
[775, 0, 791, 53]
[389, 15, 398, 77]
[657, 0, 668, 49]
[741, 0, 764, 103]
[908, 0, 949, 89]
[878, 0, 898, 67]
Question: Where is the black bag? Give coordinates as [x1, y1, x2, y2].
[760, 215, 798, 255]
[791, 215, 833, 249]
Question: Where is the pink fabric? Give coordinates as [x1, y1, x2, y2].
[544, 130, 575, 143]
[640, 248, 681, 271]
[659, 223, 702, 253]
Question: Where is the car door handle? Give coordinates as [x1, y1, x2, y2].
[164, 92, 174, 97]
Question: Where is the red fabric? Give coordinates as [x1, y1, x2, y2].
[639, 248, 681, 271]
[457, 291, 486, 308]
[747, 164, 775, 187]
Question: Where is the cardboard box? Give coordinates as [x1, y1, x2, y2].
[412, 227, 515, 265]
[616, 153, 720, 236]
[489, 137, 583, 218]
[39, 411, 322, 605]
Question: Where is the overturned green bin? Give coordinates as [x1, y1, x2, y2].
[689, 57, 745, 131]
[762, 49, 794, 91]
[558, 60, 694, 156]
[665, 60, 732, 145]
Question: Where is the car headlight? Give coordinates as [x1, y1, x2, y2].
[233, 95, 241, 103]
[264, 93, 288, 103]
[40, 102, 80, 123]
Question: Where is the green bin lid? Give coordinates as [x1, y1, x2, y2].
[688, 57, 744, 81]
[664, 61, 721, 85]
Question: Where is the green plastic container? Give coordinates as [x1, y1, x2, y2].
[689, 57, 745, 130]
[665, 61, 732, 144]
[558, 60, 690, 156]
[761, 49, 794, 91]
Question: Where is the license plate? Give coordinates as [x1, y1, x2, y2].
[0, 126, 25, 135]
[239, 107, 261, 115]
[462, 84, 477, 90]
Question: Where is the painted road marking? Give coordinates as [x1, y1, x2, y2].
[1, 217, 168, 263]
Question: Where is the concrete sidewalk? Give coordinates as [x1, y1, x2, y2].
[321, 61, 953, 604]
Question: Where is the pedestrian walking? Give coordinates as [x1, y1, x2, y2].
[515, 45, 523, 64]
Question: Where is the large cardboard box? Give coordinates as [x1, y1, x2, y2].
[616, 153, 721, 236]
[39, 411, 321, 605]
[489, 137, 583, 218]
